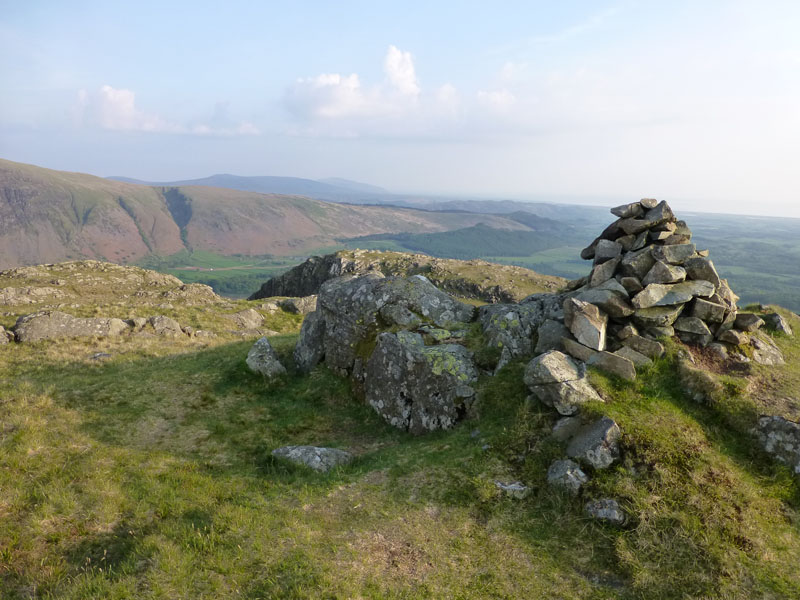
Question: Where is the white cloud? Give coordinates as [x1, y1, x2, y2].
[384, 45, 420, 97]
[77, 85, 259, 136]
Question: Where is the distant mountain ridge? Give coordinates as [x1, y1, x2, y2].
[0, 159, 531, 268]
[107, 173, 390, 203]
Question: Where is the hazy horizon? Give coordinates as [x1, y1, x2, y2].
[2, 1, 799, 217]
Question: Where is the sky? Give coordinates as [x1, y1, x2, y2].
[2, 0, 799, 217]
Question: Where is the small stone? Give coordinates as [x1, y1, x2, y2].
[619, 276, 644, 294]
[621, 334, 665, 359]
[640, 198, 658, 209]
[89, 352, 112, 361]
[574, 288, 634, 319]
[617, 324, 639, 340]
[564, 298, 608, 351]
[719, 329, 749, 345]
[567, 417, 621, 470]
[272, 445, 352, 473]
[610, 202, 644, 218]
[587, 351, 636, 381]
[633, 305, 685, 328]
[632, 280, 715, 309]
[674, 317, 713, 346]
[642, 261, 686, 286]
[589, 256, 622, 287]
[644, 325, 675, 338]
[547, 459, 589, 495]
[562, 337, 598, 363]
[614, 345, 652, 367]
[763, 313, 793, 335]
[246, 337, 287, 379]
[585, 498, 626, 525]
[734, 313, 765, 332]
[692, 298, 726, 323]
[652, 243, 697, 265]
[594, 240, 623, 264]
[494, 481, 531, 499]
[620, 247, 655, 280]
[683, 257, 722, 288]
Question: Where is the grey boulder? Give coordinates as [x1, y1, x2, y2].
[365, 331, 478, 434]
[547, 459, 588, 495]
[246, 337, 287, 378]
[566, 417, 621, 469]
[585, 498, 626, 525]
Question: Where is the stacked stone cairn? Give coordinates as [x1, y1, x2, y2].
[553, 197, 751, 376]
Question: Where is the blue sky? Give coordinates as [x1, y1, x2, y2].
[2, 1, 799, 216]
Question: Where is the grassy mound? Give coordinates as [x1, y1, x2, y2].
[1, 267, 800, 598]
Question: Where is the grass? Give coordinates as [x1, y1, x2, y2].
[2, 263, 800, 598]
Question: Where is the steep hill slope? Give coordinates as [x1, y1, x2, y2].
[0, 159, 529, 267]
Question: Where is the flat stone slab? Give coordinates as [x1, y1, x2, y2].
[632, 280, 715, 309]
[272, 445, 353, 472]
[587, 351, 636, 381]
[621, 334, 665, 359]
[614, 345, 652, 367]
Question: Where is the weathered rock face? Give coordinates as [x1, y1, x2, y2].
[13, 311, 129, 342]
[0, 286, 66, 305]
[297, 274, 475, 381]
[271, 445, 353, 473]
[365, 331, 478, 434]
[524, 351, 603, 415]
[479, 295, 566, 363]
[563, 298, 607, 351]
[753, 415, 800, 476]
[763, 312, 793, 335]
[246, 337, 287, 379]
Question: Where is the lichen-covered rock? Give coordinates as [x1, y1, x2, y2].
[585, 498, 626, 525]
[293, 310, 326, 373]
[753, 415, 800, 476]
[318, 274, 475, 379]
[547, 459, 588, 495]
[0, 286, 66, 306]
[271, 445, 353, 472]
[13, 310, 129, 342]
[365, 331, 478, 434]
[480, 293, 567, 360]
[246, 337, 287, 378]
[566, 417, 621, 469]
[632, 280, 714, 309]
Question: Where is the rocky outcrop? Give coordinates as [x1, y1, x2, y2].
[249, 249, 565, 303]
[271, 445, 353, 473]
[293, 273, 479, 433]
[13, 311, 129, 342]
[246, 337, 286, 379]
[0, 286, 66, 305]
[365, 331, 477, 434]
